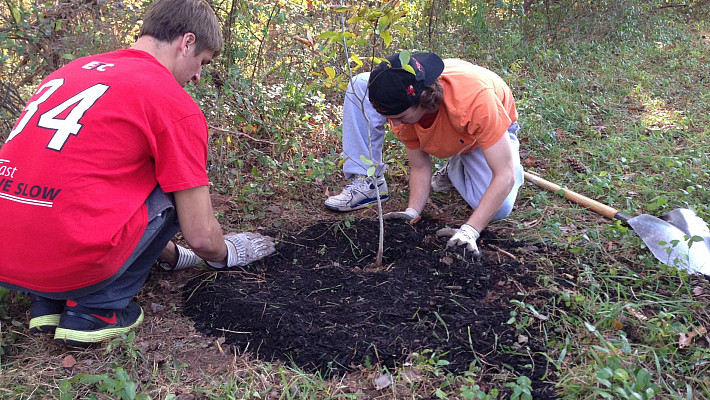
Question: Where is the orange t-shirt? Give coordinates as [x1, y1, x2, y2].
[392, 59, 518, 158]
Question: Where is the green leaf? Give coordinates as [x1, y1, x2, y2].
[613, 368, 630, 382]
[367, 166, 376, 176]
[596, 367, 614, 380]
[635, 368, 651, 388]
[594, 389, 615, 399]
[351, 54, 363, 68]
[380, 31, 393, 47]
[324, 66, 336, 79]
[360, 154, 373, 165]
[612, 386, 632, 399]
[317, 32, 340, 40]
[376, 15, 392, 34]
[11, 6, 21, 24]
[59, 379, 74, 400]
[121, 381, 137, 400]
[685, 383, 693, 400]
[78, 374, 110, 385]
[399, 51, 411, 68]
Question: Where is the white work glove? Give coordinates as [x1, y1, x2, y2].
[205, 232, 276, 268]
[383, 207, 420, 223]
[436, 224, 481, 259]
[158, 244, 202, 271]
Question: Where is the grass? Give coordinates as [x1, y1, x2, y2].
[1, 0, 709, 399]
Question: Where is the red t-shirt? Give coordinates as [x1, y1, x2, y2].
[0, 49, 210, 292]
[392, 59, 518, 158]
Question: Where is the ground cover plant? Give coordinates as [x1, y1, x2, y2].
[0, 0, 709, 399]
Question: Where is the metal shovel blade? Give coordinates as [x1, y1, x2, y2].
[628, 212, 710, 275]
[523, 172, 710, 275]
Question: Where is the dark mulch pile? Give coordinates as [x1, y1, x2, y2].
[183, 217, 556, 398]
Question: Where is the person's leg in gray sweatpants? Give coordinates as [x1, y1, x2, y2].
[325, 73, 389, 211]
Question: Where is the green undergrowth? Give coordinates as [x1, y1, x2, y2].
[1, 0, 709, 399]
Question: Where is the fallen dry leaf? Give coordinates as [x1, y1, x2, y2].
[265, 205, 281, 214]
[292, 35, 314, 47]
[554, 128, 568, 140]
[692, 286, 705, 296]
[679, 326, 708, 349]
[374, 373, 392, 390]
[523, 154, 537, 167]
[402, 367, 423, 382]
[626, 306, 648, 321]
[62, 355, 77, 368]
[613, 319, 624, 330]
[439, 256, 454, 266]
[532, 311, 549, 321]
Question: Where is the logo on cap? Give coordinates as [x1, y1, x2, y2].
[413, 58, 423, 72]
[407, 84, 416, 96]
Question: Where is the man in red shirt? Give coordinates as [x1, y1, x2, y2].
[0, 0, 275, 346]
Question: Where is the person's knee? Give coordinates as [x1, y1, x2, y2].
[491, 199, 515, 221]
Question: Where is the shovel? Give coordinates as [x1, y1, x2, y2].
[523, 171, 710, 275]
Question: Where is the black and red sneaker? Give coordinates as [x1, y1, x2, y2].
[29, 295, 65, 333]
[53, 300, 144, 346]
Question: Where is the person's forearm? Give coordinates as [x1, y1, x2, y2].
[185, 219, 228, 263]
[466, 174, 514, 232]
[407, 164, 432, 213]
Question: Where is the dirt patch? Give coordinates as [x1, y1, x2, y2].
[183, 217, 557, 398]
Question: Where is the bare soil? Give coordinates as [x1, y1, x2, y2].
[182, 217, 557, 398]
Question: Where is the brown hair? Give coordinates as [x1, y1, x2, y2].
[418, 80, 444, 111]
[139, 0, 223, 57]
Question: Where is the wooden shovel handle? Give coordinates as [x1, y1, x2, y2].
[523, 171, 624, 221]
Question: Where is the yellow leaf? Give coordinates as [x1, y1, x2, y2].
[381, 31, 392, 47]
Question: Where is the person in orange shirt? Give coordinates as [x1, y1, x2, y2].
[327, 52, 523, 258]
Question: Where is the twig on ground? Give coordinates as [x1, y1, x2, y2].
[487, 244, 518, 261]
[426, 198, 444, 214]
[209, 125, 276, 145]
[522, 206, 549, 228]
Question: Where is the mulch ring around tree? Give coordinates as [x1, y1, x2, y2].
[183, 217, 557, 398]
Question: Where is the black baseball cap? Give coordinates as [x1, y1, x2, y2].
[367, 52, 444, 116]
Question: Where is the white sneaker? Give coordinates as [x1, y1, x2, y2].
[431, 162, 454, 192]
[324, 176, 389, 211]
